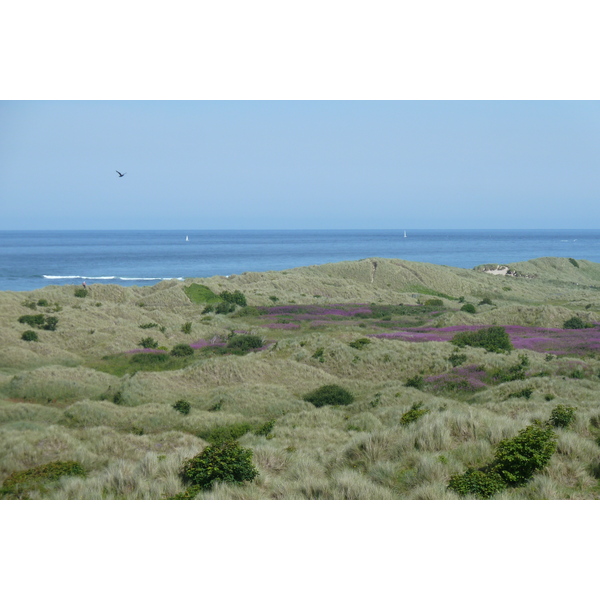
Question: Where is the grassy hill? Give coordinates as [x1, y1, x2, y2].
[2, 256, 600, 499]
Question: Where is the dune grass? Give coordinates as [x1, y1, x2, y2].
[2, 256, 600, 499]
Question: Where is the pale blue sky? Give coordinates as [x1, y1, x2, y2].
[2, 101, 599, 230]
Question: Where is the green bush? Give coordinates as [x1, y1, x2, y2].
[199, 422, 254, 445]
[139, 322, 159, 329]
[74, 288, 88, 297]
[405, 375, 424, 390]
[549, 405, 577, 428]
[349, 338, 371, 350]
[448, 352, 467, 367]
[180, 441, 259, 490]
[563, 316, 589, 329]
[448, 469, 506, 499]
[172, 400, 191, 415]
[181, 322, 192, 334]
[37, 298, 49, 307]
[42, 316, 59, 331]
[452, 326, 513, 353]
[312, 347, 325, 362]
[112, 391, 125, 405]
[255, 420, 276, 437]
[1, 461, 87, 499]
[215, 301, 236, 314]
[232, 306, 261, 318]
[170, 344, 194, 357]
[130, 352, 169, 365]
[219, 290, 247, 307]
[400, 401, 430, 425]
[226, 334, 264, 352]
[491, 423, 557, 486]
[460, 303, 476, 314]
[568, 257, 579, 268]
[304, 384, 355, 407]
[139, 337, 159, 349]
[478, 297, 493, 306]
[18, 314, 46, 328]
[21, 330, 39, 342]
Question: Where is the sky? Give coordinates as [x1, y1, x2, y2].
[2, 100, 600, 230]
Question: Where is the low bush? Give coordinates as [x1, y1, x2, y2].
[549, 405, 577, 428]
[42, 316, 58, 331]
[181, 322, 192, 334]
[139, 322, 159, 329]
[215, 302, 236, 314]
[74, 288, 88, 298]
[448, 469, 506, 499]
[112, 391, 125, 405]
[491, 423, 557, 486]
[312, 347, 325, 362]
[568, 257, 579, 268]
[452, 326, 513, 353]
[37, 298, 49, 307]
[18, 314, 46, 328]
[400, 401, 430, 425]
[226, 334, 263, 352]
[21, 330, 39, 342]
[448, 352, 467, 367]
[255, 420, 276, 437]
[478, 297, 494, 306]
[139, 337, 159, 349]
[171, 344, 194, 357]
[507, 387, 534, 399]
[304, 384, 355, 407]
[232, 306, 261, 318]
[130, 352, 169, 365]
[1, 461, 87, 499]
[180, 441, 259, 490]
[172, 400, 191, 415]
[349, 338, 371, 350]
[563, 316, 589, 329]
[199, 422, 255, 445]
[405, 375, 424, 390]
[460, 303, 476, 314]
[219, 290, 247, 307]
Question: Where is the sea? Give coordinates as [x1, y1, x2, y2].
[1, 229, 599, 292]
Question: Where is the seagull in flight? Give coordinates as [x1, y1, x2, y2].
[116, 170, 126, 177]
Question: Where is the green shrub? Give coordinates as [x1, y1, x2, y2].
[460, 303, 476, 314]
[424, 298, 444, 307]
[1, 461, 87, 499]
[232, 306, 261, 318]
[312, 347, 325, 362]
[139, 322, 159, 329]
[219, 290, 247, 307]
[405, 375, 424, 390]
[172, 400, 191, 415]
[549, 405, 576, 428]
[400, 401, 430, 425]
[563, 316, 589, 329]
[42, 316, 58, 331]
[349, 338, 371, 350]
[507, 386, 534, 399]
[170, 344, 194, 357]
[568, 257, 579, 268]
[181, 322, 192, 334]
[139, 337, 159, 349]
[112, 391, 125, 405]
[215, 301, 236, 314]
[478, 297, 493, 306]
[18, 314, 46, 328]
[202, 305, 215, 314]
[269, 296, 279, 303]
[130, 352, 169, 365]
[180, 441, 259, 490]
[21, 330, 39, 342]
[452, 326, 513, 353]
[199, 422, 254, 444]
[74, 288, 88, 298]
[448, 469, 506, 499]
[255, 420, 276, 437]
[448, 352, 467, 367]
[226, 334, 264, 352]
[304, 384, 355, 407]
[491, 423, 557, 486]
[37, 298, 49, 307]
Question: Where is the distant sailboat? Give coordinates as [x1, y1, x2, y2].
[186, 235, 189, 242]
[404, 230, 407, 238]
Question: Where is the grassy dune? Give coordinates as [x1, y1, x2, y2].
[2, 256, 600, 499]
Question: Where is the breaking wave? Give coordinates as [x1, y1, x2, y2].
[43, 275, 184, 281]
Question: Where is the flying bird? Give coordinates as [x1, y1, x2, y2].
[116, 170, 126, 177]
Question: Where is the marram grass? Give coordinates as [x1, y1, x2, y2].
[2, 256, 600, 499]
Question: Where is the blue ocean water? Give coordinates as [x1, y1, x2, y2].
[1, 229, 599, 292]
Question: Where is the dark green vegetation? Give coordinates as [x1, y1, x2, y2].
[3, 256, 600, 499]
[179, 441, 258, 493]
[452, 326, 513, 353]
[304, 384, 355, 407]
[1, 461, 86, 499]
[21, 330, 39, 342]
